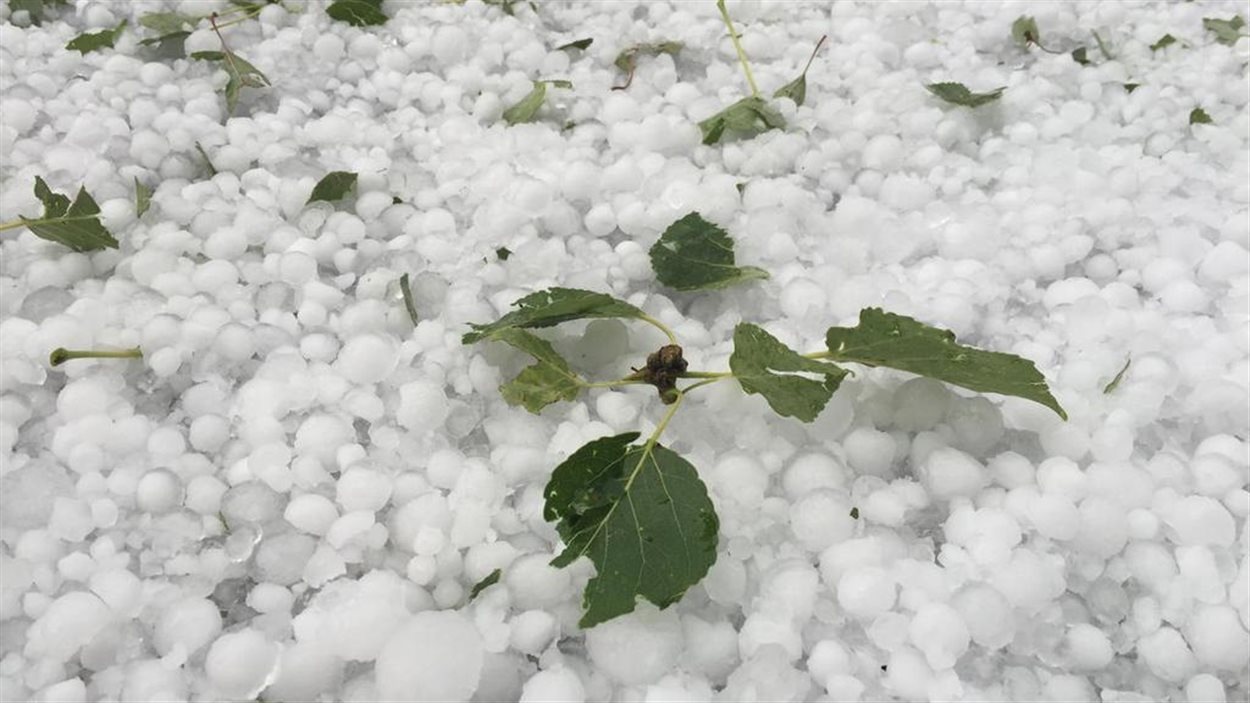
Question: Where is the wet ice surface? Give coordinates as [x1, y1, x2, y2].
[1, 0, 1248, 701]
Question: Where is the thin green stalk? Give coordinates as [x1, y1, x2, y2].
[638, 313, 678, 345]
[680, 370, 732, 379]
[50, 347, 143, 367]
[0, 219, 26, 233]
[715, 0, 760, 97]
[643, 390, 685, 449]
[679, 377, 726, 394]
[399, 273, 419, 325]
[583, 378, 650, 389]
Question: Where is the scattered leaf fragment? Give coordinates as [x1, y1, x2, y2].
[18, 177, 118, 252]
[824, 308, 1067, 419]
[1190, 107, 1213, 125]
[496, 247, 512, 261]
[134, 178, 152, 217]
[327, 0, 387, 26]
[191, 49, 270, 116]
[850, 507, 859, 519]
[463, 288, 646, 344]
[1092, 30, 1113, 59]
[66, 19, 127, 54]
[1071, 47, 1090, 65]
[502, 80, 572, 125]
[1012, 15, 1041, 48]
[556, 37, 593, 51]
[649, 212, 769, 292]
[925, 82, 1005, 108]
[544, 432, 718, 627]
[612, 41, 682, 90]
[468, 569, 501, 601]
[1103, 358, 1131, 394]
[307, 171, 358, 204]
[697, 95, 786, 145]
[194, 142, 218, 176]
[730, 323, 848, 422]
[1203, 15, 1246, 45]
[398, 273, 418, 326]
[773, 35, 826, 107]
[1150, 34, 1177, 51]
[1123, 82, 1140, 93]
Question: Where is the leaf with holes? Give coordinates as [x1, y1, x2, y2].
[66, 20, 127, 54]
[926, 82, 1005, 108]
[649, 212, 769, 292]
[545, 433, 718, 627]
[730, 323, 848, 422]
[307, 171, 358, 204]
[463, 288, 646, 344]
[19, 177, 118, 252]
[327, 0, 387, 26]
[697, 95, 785, 145]
[488, 328, 584, 413]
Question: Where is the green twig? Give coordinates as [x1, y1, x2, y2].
[50, 347, 143, 367]
[399, 273, 419, 325]
[638, 313, 679, 345]
[716, 0, 760, 97]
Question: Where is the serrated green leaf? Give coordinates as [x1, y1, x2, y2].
[825, 308, 1066, 419]
[697, 95, 786, 145]
[66, 20, 126, 54]
[307, 171, 358, 204]
[327, 0, 387, 26]
[139, 11, 196, 35]
[1012, 15, 1040, 48]
[1071, 47, 1090, 65]
[1204, 15, 1246, 45]
[19, 177, 118, 252]
[503, 81, 547, 125]
[192, 49, 269, 116]
[468, 569, 501, 601]
[1103, 358, 1130, 394]
[557, 37, 593, 51]
[544, 433, 718, 627]
[1150, 34, 1177, 51]
[1190, 107, 1213, 125]
[487, 328, 584, 413]
[730, 323, 848, 422]
[649, 212, 769, 292]
[134, 178, 152, 217]
[463, 288, 646, 344]
[925, 82, 1005, 108]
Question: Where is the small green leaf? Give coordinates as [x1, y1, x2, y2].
[850, 507, 860, 519]
[825, 308, 1066, 419]
[1124, 82, 1141, 93]
[697, 95, 786, 145]
[649, 212, 769, 292]
[463, 288, 646, 344]
[20, 177, 118, 252]
[194, 142, 218, 176]
[1071, 47, 1090, 65]
[1103, 358, 1130, 394]
[468, 569, 501, 601]
[398, 273, 418, 326]
[489, 329, 584, 413]
[191, 49, 270, 116]
[327, 0, 387, 26]
[134, 178, 152, 217]
[66, 19, 126, 54]
[556, 38, 593, 51]
[139, 11, 196, 35]
[772, 35, 825, 107]
[544, 433, 718, 627]
[496, 247, 512, 260]
[503, 81, 548, 125]
[307, 171, 358, 204]
[925, 82, 1005, 108]
[1150, 34, 1178, 51]
[1012, 15, 1041, 48]
[1203, 15, 1246, 45]
[730, 323, 848, 422]
[1190, 107, 1213, 125]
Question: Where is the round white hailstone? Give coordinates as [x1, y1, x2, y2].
[406, 555, 437, 585]
[1063, 623, 1114, 670]
[891, 378, 950, 431]
[990, 550, 1065, 611]
[807, 639, 853, 684]
[920, 447, 987, 500]
[375, 611, 483, 703]
[790, 490, 856, 552]
[1040, 422, 1090, 461]
[1036, 457, 1088, 499]
[837, 567, 896, 618]
[740, 612, 803, 660]
[1041, 675, 1095, 702]
[1165, 496, 1235, 547]
[25, 591, 112, 662]
[759, 560, 820, 621]
[185, 475, 228, 515]
[56, 377, 111, 420]
[711, 453, 768, 507]
[1074, 497, 1129, 558]
[1191, 454, 1241, 497]
[326, 510, 376, 549]
[586, 603, 683, 686]
[505, 554, 572, 609]
[355, 191, 393, 221]
[335, 466, 393, 513]
[1159, 280, 1208, 312]
[595, 391, 638, 428]
[190, 415, 230, 452]
[884, 647, 933, 701]
[49, 498, 95, 542]
[204, 228, 247, 260]
[220, 481, 284, 528]
[311, 570, 413, 662]
[135, 469, 183, 514]
[781, 452, 847, 499]
[255, 532, 317, 586]
[909, 603, 970, 670]
[825, 674, 866, 701]
[284, 494, 338, 535]
[1028, 494, 1080, 541]
[988, 452, 1033, 489]
[37, 678, 86, 702]
[842, 427, 897, 478]
[153, 597, 222, 657]
[335, 334, 399, 385]
[779, 278, 827, 319]
[1127, 509, 1160, 540]
[413, 526, 445, 556]
[879, 174, 933, 212]
[519, 668, 586, 703]
[205, 629, 281, 699]
[1090, 424, 1134, 463]
[397, 381, 450, 433]
[247, 583, 293, 614]
[431, 25, 467, 64]
[1137, 627, 1197, 682]
[1184, 605, 1250, 671]
[88, 568, 142, 615]
[279, 252, 317, 286]
[702, 557, 747, 606]
[869, 612, 910, 653]
[1184, 674, 1226, 703]
[863, 134, 903, 170]
[947, 397, 1005, 455]
[509, 610, 557, 655]
[264, 641, 344, 702]
[951, 584, 1014, 650]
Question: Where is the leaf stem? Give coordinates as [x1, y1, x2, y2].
[582, 378, 650, 389]
[50, 347, 143, 367]
[398, 273, 419, 325]
[0, 220, 27, 233]
[680, 370, 732, 379]
[679, 377, 727, 394]
[802, 35, 828, 75]
[644, 389, 685, 449]
[638, 313, 678, 345]
[715, 0, 760, 97]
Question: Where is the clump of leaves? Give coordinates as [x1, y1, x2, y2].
[307, 171, 358, 204]
[925, 82, 1005, 108]
[0, 177, 117, 251]
[463, 212, 1066, 627]
[612, 40, 682, 90]
[1190, 107, 1213, 125]
[1204, 15, 1247, 45]
[327, 0, 387, 26]
[50, 347, 143, 367]
[138, 2, 270, 57]
[502, 79, 572, 125]
[66, 19, 127, 54]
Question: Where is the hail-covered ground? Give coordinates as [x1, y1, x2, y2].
[1, 0, 1248, 701]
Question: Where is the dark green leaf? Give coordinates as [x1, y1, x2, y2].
[463, 288, 646, 344]
[66, 20, 127, 54]
[138, 30, 190, 56]
[468, 569, 501, 601]
[925, 82, 1005, 108]
[399, 273, 418, 325]
[1103, 358, 1130, 394]
[134, 178, 152, 217]
[20, 177, 118, 252]
[544, 433, 718, 627]
[139, 11, 196, 35]
[192, 49, 270, 115]
[1012, 15, 1040, 47]
[557, 38, 593, 51]
[772, 35, 825, 107]
[1092, 30, 1113, 59]
[1150, 34, 1177, 51]
[850, 507, 860, 519]
[490, 328, 584, 413]
[496, 247, 512, 260]
[1071, 47, 1090, 65]
[697, 95, 786, 145]
[825, 308, 1067, 419]
[1123, 82, 1140, 93]
[307, 171, 358, 204]
[503, 81, 547, 125]
[327, 0, 387, 26]
[1203, 15, 1246, 45]
[730, 323, 848, 422]
[649, 212, 769, 292]
[1190, 107, 1213, 125]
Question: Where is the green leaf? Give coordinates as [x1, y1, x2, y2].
[649, 212, 769, 292]
[613, 41, 682, 72]
[772, 35, 825, 107]
[557, 38, 593, 51]
[327, 0, 387, 26]
[1123, 82, 1141, 93]
[463, 288, 646, 344]
[139, 11, 196, 35]
[468, 569, 501, 601]
[398, 273, 418, 325]
[495, 247, 512, 260]
[850, 506, 860, 519]
[66, 19, 126, 54]
[490, 329, 584, 413]
[1103, 358, 1130, 394]
[1071, 47, 1090, 65]
[544, 433, 719, 627]
[1203, 15, 1246, 45]
[503, 81, 547, 125]
[20, 177, 118, 252]
[825, 308, 1067, 419]
[1190, 107, 1213, 125]
[925, 82, 1005, 108]
[134, 178, 152, 217]
[307, 171, 358, 204]
[729, 323, 848, 422]
[1150, 34, 1178, 51]
[8, 0, 68, 25]
[697, 95, 786, 145]
[1012, 15, 1041, 47]
[191, 50, 270, 116]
